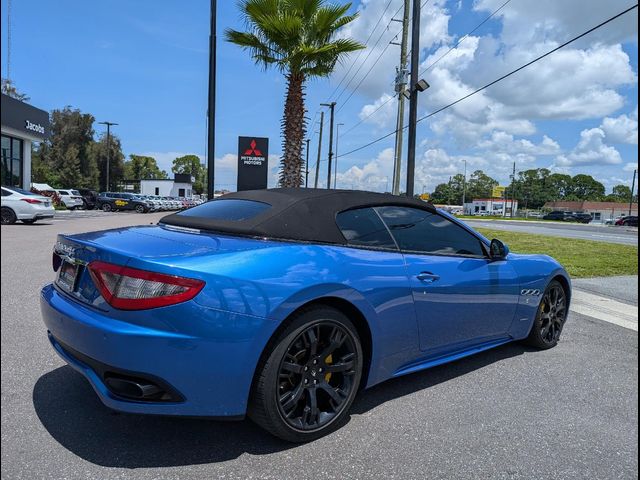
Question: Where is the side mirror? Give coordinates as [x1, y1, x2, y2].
[489, 238, 509, 260]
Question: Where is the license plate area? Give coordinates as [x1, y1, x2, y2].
[56, 260, 80, 293]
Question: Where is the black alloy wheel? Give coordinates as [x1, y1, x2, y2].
[249, 307, 363, 442]
[102, 203, 112, 212]
[525, 280, 568, 349]
[1, 207, 17, 225]
[135, 204, 146, 214]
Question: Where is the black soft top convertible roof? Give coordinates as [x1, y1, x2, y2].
[160, 188, 435, 245]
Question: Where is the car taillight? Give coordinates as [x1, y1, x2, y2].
[21, 198, 43, 204]
[88, 260, 205, 310]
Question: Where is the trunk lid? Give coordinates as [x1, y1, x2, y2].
[53, 224, 279, 309]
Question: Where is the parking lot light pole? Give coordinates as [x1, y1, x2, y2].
[207, 0, 217, 200]
[321, 102, 336, 189]
[98, 121, 118, 191]
[334, 123, 344, 189]
[630, 169, 637, 216]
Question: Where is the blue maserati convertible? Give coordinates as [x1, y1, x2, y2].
[41, 188, 570, 442]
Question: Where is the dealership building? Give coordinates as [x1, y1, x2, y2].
[139, 174, 195, 197]
[543, 201, 638, 223]
[1, 94, 50, 189]
[464, 198, 519, 216]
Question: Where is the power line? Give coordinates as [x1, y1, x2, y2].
[332, 3, 405, 106]
[337, 3, 639, 159]
[336, 37, 397, 115]
[340, 0, 512, 138]
[418, 0, 512, 76]
[326, 0, 396, 102]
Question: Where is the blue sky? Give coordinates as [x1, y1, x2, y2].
[1, 0, 638, 193]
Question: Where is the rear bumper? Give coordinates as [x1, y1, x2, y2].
[17, 209, 55, 220]
[40, 284, 277, 417]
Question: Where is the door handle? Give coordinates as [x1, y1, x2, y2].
[416, 272, 440, 283]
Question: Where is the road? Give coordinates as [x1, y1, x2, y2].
[463, 219, 638, 246]
[1, 213, 638, 480]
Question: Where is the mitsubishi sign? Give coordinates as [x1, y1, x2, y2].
[237, 136, 269, 191]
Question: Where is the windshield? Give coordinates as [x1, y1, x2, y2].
[175, 199, 271, 221]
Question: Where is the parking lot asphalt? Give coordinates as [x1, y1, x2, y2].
[463, 219, 638, 246]
[1, 213, 638, 480]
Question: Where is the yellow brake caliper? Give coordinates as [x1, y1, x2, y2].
[324, 354, 333, 382]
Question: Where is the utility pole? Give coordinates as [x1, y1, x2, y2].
[630, 169, 637, 216]
[510, 161, 516, 218]
[392, 0, 410, 195]
[98, 121, 118, 191]
[207, 0, 217, 199]
[405, 0, 422, 197]
[321, 102, 336, 189]
[305, 138, 311, 188]
[335, 123, 344, 189]
[314, 112, 324, 188]
[462, 159, 467, 209]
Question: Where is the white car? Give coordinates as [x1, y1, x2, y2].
[1, 186, 55, 224]
[56, 189, 84, 210]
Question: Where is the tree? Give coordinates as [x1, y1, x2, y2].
[605, 184, 632, 202]
[172, 155, 206, 194]
[90, 133, 125, 191]
[466, 170, 498, 200]
[35, 107, 99, 188]
[569, 174, 605, 201]
[225, 0, 364, 187]
[545, 173, 573, 202]
[124, 155, 168, 180]
[1, 78, 29, 101]
[58, 145, 82, 187]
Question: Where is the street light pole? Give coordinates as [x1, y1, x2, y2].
[630, 169, 637, 216]
[321, 102, 336, 189]
[462, 159, 467, 208]
[314, 112, 324, 188]
[207, 0, 217, 199]
[305, 138, 311, 188]
[405, 0, 422, 197]
[98, 121, 118, 191]
[334, 123, 344, 189]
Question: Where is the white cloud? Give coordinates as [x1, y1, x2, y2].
[601, 106, 638, 144]
[556, 128, 623, 167]
[623, 162, 638, 172]
[477, 132, 561, 156]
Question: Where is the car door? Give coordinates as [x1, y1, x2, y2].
[375, 206, 520, 354]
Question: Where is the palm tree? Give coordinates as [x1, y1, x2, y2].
[225, 0, 364, 188]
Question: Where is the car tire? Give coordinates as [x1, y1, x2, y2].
[249, 306, 363, 443]
[1, 207, 17, 225]
[102, 203, 112, 212]
[135, 204, 146, 214]
[21, 219, 37, 224]
[524, 280, 568, 349]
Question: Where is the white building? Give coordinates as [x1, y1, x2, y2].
[464, 198, 519, 216]
[140, 174, 194, 198]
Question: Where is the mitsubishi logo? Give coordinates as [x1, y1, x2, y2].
[244, 139, 263, 156]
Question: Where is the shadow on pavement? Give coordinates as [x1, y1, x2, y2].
[33, 342, 531, 468]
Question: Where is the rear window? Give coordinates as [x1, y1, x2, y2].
[4, 187, 37, 196]
[175, 199, 270, 221]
